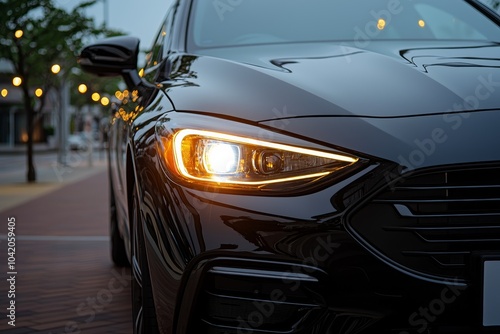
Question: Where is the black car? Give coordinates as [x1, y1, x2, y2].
[79, 0, 500, 333]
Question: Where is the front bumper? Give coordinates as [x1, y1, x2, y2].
[175, 253, 478, 334]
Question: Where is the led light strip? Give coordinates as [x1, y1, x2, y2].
[172, 129, 357, 185]
[174, 129, 357, 162]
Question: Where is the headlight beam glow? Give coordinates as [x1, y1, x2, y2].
[203, 141, 240, 174]
[171, 129, 359, 187]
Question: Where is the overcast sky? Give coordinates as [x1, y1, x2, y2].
[55, 0, 172, 50]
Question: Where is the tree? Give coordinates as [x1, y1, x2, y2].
[0, 0, 102, 182]
[485, 0, 500, 10]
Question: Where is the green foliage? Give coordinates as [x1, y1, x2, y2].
[484, 0, 500, 10]
[0, 0, 124, 104]
[1, 0, 98, 86]
[0, 0, 123, 181]
[43, 125, 54, 136]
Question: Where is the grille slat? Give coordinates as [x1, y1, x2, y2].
[402, 251, 469, 268]
[393, 185, 500, 190]
[384, 226, 500, 242]
[392, 203, 500, 218]
[375, 198, 500, 203]
[348, 164, 500, 281]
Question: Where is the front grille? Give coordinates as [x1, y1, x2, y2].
[347, 164, 500, 282]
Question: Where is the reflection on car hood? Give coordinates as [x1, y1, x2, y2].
[165, 41, 500, 121]
[261, 110, 500, 168]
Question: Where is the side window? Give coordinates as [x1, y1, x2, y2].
[143, 9, 174, 81]
[162, 8, 176, 58]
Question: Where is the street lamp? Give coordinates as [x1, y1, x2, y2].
[100, 96, 110, 106]
[51, 64, 61, 75]
[114, 90, 124, 101]
[12, 77, 22, 87]
[99, 0, 109, 28]
[78, 84, 88, 94]
[51, 64, 70, 165]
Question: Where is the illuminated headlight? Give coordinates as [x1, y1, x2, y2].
[162, 128, 359, 189]
[202, 140, 240, 174]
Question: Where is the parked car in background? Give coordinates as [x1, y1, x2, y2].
[79, 0, 500, 333]
[67, 132, 89, 151]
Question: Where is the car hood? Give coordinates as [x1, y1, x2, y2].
[165, 41, 500, 121]
[260, 110, 500, 168]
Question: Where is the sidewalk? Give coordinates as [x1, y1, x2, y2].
[0, 142, 57, 155]
[0, 153, 132, 333]
[0, 150, 107, 213]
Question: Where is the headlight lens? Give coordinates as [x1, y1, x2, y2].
[201, 140, 241, 175]
[159, 126, 359, 189]
[155, 114, 362, 192]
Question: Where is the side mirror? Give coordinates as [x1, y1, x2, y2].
[78, 36, 142, 89]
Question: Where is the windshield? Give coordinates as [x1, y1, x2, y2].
[189, 0, 500, 49]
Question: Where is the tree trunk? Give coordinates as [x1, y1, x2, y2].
[22, 85, 36, 183]
[16, 38, 36, 183]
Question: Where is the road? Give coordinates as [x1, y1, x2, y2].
[0, 151, 132, 333]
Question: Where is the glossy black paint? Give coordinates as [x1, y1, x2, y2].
[166, 41, 500, 119]
[80, 0, 500, 333]
[79, 36, 140, 76]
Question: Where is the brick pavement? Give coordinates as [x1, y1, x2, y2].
[0, 170, 132, 333]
